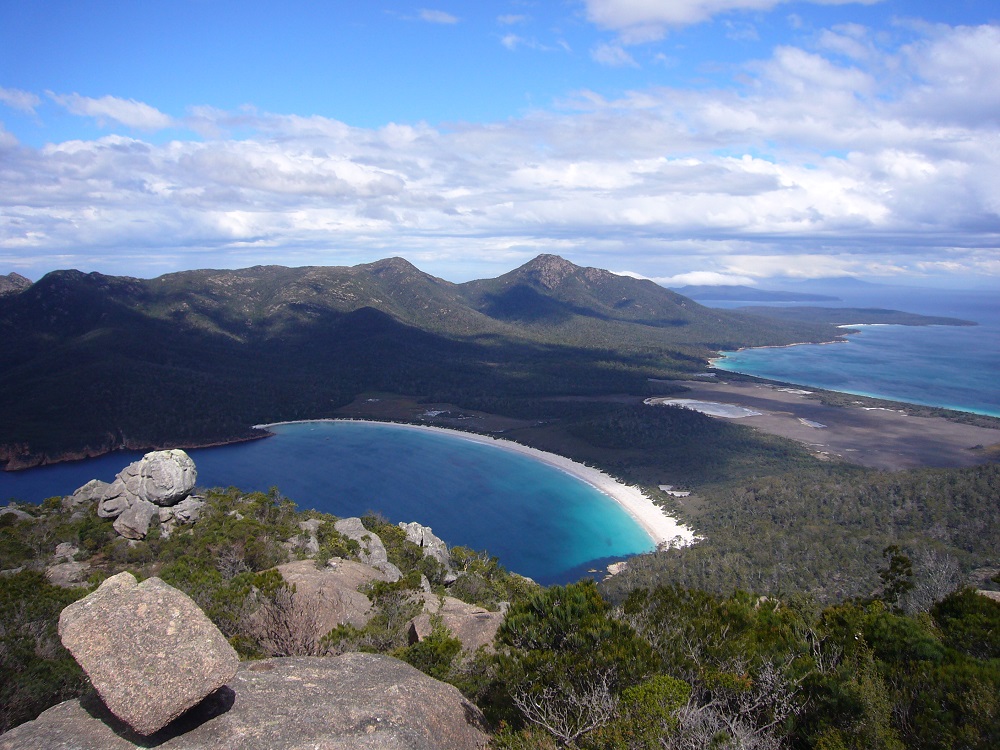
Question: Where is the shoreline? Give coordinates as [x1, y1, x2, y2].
[254, 418, 697, 549]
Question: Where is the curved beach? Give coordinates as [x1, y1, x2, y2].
[255, 419, 696, 548]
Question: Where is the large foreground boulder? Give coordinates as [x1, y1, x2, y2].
[0, 654, 490, 750]
[58, 572, 239, 736]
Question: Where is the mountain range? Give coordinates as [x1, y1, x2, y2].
[0, 254, 838, 469]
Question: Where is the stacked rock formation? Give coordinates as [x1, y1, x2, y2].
[79, 449, 202, 540]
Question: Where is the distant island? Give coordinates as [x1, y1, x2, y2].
[732, 305, 977, 327]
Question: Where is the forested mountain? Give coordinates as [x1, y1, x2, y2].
[0, 255, 838, 468]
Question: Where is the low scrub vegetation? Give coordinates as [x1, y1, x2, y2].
[3, 482, 999, 747]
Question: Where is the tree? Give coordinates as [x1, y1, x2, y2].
[879, 546, 914, 610]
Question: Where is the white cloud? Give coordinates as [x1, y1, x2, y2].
[591, 42, 639, 67]
[419, 9, 459, 24]
[0, 86, 41, 114]
[3, 23, 999, 285]
[498, 14, 527, 25]
[47, 92, 174, 131]
[583, 0, 883, 43]
[501, 34, 524, 51]
[659, 271, 757, 286]
[898, 23, 1000, 127]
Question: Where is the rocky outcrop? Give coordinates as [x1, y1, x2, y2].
[64, 479, 109, 509]
[58, 572, 239, 736]
[45, 543, 90, 587]
[0, 503, 33, 522]
[409, 596, 503, 653]
[399, 521, 451, 568]
[89, 450, 198, 539]
[275, 558, 388, 631]
[1, 654, 490, 750]
[335, 517, 403, 581]
[112, 498, 159, 540]
[297, 518, 322, 555]
[98, 449, 197, 510]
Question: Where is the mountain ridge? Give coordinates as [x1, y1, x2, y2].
[0, 254, 840, 468]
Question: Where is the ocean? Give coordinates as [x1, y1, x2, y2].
[710, 286, 1000, 418]
[0, 421, 654, 585]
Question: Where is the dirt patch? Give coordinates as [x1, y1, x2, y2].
[650, 380, 1000, 471]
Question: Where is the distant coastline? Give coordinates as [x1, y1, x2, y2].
[254, 418, 696, 549]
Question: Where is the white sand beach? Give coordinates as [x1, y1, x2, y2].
[254, 419, 696, 548]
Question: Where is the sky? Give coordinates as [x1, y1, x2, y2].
[1, 1, 999, 288]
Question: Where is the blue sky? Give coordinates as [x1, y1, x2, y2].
[1, 1, 999, 287]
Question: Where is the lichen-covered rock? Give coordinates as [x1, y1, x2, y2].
[53, 542, 79, 561]
[170, 495, 204, 522]
[58, 572, 238, 736]
[0, 654, 490, 750]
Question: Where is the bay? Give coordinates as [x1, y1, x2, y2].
[0, 421, 654, 585]
[710, 287, 1000, 418]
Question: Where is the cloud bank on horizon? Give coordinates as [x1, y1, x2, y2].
[1, 0, 998, 287]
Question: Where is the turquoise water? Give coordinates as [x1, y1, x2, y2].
[0, 421, 654, 584]
[711, 288, 1000, 418]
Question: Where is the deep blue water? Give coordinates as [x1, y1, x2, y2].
[0, 421, 654, 585]
[710, 287, 1000, 418]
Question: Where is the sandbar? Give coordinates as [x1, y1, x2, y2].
[254, 419, 695, 549]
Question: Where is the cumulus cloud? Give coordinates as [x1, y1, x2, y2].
[419, 9, 459, 24]
[0, 86, 41, 114]
[3, 22, 999, 285]
[47, 92, 174, 131]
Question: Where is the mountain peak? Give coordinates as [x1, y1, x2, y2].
[0, 272, 33, 296]
[517, 254, 580, 289]
[363, 257, 421, 274]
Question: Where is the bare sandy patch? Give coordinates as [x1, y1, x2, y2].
[647, 381, 1000, 471]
